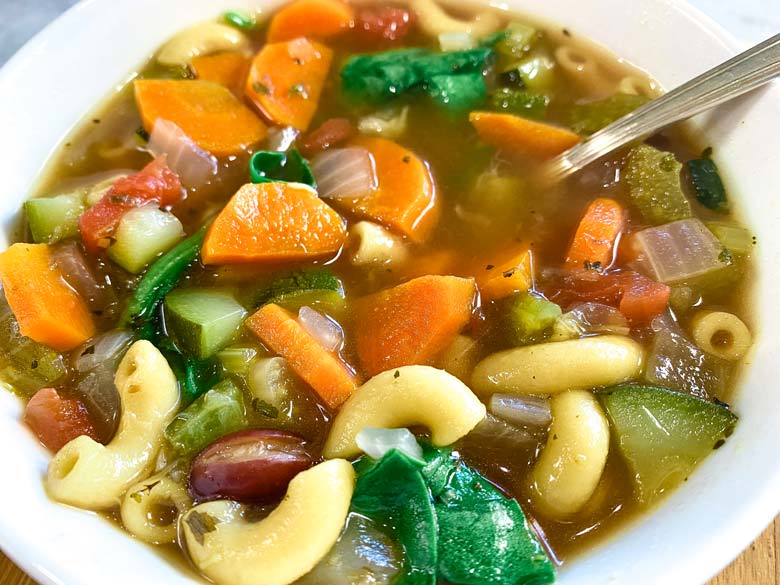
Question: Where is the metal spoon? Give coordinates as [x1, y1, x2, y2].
[544, 32, 780, 182]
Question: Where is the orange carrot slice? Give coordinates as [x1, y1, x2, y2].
[134, 79, 267, 156]
[190, 52, 250, 94]
[267, 0, 354, 42]
[354, 275, 476, 377]
[475, 245, 533, 301]
[246, 303, 357, 409]
[245, 38, 333, 131]
[331, 136, 438, 242]
[566, 198, 625, 270]
[469, 111, 581, 159]
[25, 388, 98, 452]
[202, 182, 346, 264]
[0, 244, 95, 351]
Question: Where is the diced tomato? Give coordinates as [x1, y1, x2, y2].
[353, 6, 412, 43]
[299, 118, 355, 157]
[79, 156, 183, 253]
[24, 387, 98, 452]
[543, 269, 670, 326]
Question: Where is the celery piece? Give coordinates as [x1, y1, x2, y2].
[494, 22, 538, 60]
[706, 222, 754, 255]
[489, 88, 549, 120]
[25, 193, 85, 244]
[165, 379, 248, 457]
[504, 54, 556, 90]
[249, 149, 316, 188]
[505, 292, 561, 346]
[687, 157, 728, 212]
[107, 206, 184, 274]
[0, 308, 65, 387]
[598, 384, 737, 504]
[217, 346, 259, 374]
[165, 289, 248, 360]
[568, 93, 650, 134]
[624, 144, 693, 226]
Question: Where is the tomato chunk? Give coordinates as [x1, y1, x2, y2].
[24, 388, 98, 452]
[353, 6, 412, 43]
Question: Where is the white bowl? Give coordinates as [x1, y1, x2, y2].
[0, 1, 778, 584]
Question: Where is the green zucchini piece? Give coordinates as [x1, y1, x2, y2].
[706, 221, 754, 255]
[351, 450, 438, 585]
[568, 93, 650, 134]
[422, 447, 555, 585]
[489, 87, 549, 119]
[249, 148, 316, 188]
[107, 206, 184, 274]
[505, 292, 561, 346]
[254, 269, 344, 307]
[625, 144, 693, 225]
[25, 193, 85, 244]
[165, 379, 247, 456]
[165, 289, 247, 359]
[687, 157, 728, 212]
[502, 53, 556, 90]
[271, 289, 347, 318]
[598, 383, 737, 504]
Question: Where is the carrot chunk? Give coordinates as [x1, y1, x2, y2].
[246, 303, 357, 409]
[267, 0, 354, 42]
[24, 388, 98, 452]
[476, 245, 533, 301]
[134, 79, 267, 156]
[331, 136, 438, 242]
[245, 38, 333, 131]
[0, 244, 95, 351]
[354, 275, 476, 377]
[566, 198, 625, 270]
[202, 182, 346, 265]
[190, 52, 250, 94]
[469, 111, 581, 159]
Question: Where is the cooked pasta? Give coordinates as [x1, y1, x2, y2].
[120, 473, 191, 544]
[690, 310, 752, 361]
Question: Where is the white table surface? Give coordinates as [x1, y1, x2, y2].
[0, 0, 778, 65]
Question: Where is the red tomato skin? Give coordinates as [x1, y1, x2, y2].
[24, 387, 98, 452]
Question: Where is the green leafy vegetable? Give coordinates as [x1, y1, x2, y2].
[568, 93, 650, 134]
[624, 144, 693, 225]
[249, 149, 316, 187]
[490, 88, 549, 119]
[185, 510, 219, 545]
[598, 383, 737, 504]
[505, 292, 562, 346]
[426, 73, 486, 112]
[687, 157, 728, 212]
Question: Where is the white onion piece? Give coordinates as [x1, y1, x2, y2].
[298, 306, 344, 351]
[553, 302, 630, 340]
[311, 147, 378, 200]
[147, 119, 217, 188]
[632, 218, 727, 284]
[74, 330, 133, 373]
[467, 413, 539, 449]
[439, 31, 475, 51]
[266, 126, 300, 152]
[489, 394, 552, 430]
[356, 427, 423, 461]
[51, 242, 109, 310]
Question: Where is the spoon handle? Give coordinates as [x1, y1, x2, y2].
[547, 33, 780, 181]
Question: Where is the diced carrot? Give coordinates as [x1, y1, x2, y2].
[245, 38, 333, 131]
[0, 244, 95, 351]
[267, 0, 354, 42]
[134, 79, 267, 156]
[354, 275, 476, 377]
[469, 111, 581, 159]
[246, 303, 357, 409]
[202, 182, 346, 265]
[190, 52, 250, 95]
[565, 198, 625, 270]
[299, 118, 355, 157]
[331, 136, 438, 242]
[24, 388, 98, 452]
[475, 245, 533, 301]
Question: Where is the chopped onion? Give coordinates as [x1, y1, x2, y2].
[248, 357, 294, 414]
[467, 413, 540, 449]
[358, 106, 409, 139]
[266, 126, 300, 152]
[356, 427, 423, 461]
[489, 394, 552, 430]
[298, 306, 344, 351]
[438, 31, 475, 51]
[74, 364, 121, 442]
[73, 329, 133, 373]
[552, 302, 630, 340]
[311, 148, 378, 200]
[632, 218, 727, 284]
[147, 119, 217, 188]
[51, 242, 110, 310]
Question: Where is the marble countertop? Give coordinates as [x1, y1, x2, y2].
[0, 0, 778, 65]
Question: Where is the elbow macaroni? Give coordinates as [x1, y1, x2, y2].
[121, 472, 191, 544]
[529, 390, 610, 518]
[157, 22, 249, 66]
[46, 340, 179, 510]
[689, 310, 752, 361]
[182, 459, 354, 585]
[407, 0, 501, 38]
[471, 335, 644, 396]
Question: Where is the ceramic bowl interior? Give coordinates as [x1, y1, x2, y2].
[0, 1, 778, 584]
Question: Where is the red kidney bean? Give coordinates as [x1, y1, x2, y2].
[189, 429, 315, 503]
